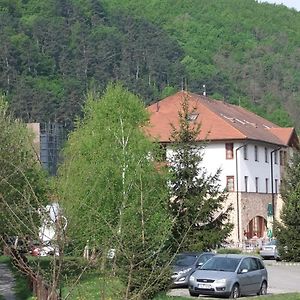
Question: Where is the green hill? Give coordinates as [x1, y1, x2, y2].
[1, 0, 300, 128]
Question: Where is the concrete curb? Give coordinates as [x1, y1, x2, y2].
[264, 261, 300, 266]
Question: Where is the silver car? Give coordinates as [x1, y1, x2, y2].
[260, 240, 280, 260]
[188, 254, 268, 298]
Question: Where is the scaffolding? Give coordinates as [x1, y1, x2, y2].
[39, 123, 67, 176]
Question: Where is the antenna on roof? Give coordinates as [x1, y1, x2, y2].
[181, 77, 184, 91]
[184, 78, 188, 91]
[156, 101, 160, 112]
[203, 84, 206, 97]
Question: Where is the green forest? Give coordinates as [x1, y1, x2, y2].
[1, 0, 300, 128]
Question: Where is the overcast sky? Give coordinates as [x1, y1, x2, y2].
[258, 0, 300, 11]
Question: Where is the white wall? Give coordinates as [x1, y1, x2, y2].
[166, 141, 282, 193]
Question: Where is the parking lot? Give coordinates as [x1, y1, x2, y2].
[168, 260, 300, 298]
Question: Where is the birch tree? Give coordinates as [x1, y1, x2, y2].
[57, 84, 172, 299]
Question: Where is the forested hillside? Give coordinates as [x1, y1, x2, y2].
[1, 0, 300, 128]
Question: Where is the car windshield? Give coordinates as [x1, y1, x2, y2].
[173, 254, 198, 267]
[267, 240, 277, 246]
[201, 257, 241, 272]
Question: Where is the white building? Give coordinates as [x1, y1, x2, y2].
[147, 91, 299, 243]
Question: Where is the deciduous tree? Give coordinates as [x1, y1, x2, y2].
[57, 84, 172, 299]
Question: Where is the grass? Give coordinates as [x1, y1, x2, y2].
[61, 272, 125, 299]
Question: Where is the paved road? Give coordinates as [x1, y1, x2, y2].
[168, 260, 300, 298]
[0, 264, 16, 300]
[265, 261, 300, 294]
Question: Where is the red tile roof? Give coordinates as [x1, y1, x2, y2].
[146, 91, 298, 147]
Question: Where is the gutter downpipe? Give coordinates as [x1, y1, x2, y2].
[235, 143, 248, 243]
[270, 146, 281, 235]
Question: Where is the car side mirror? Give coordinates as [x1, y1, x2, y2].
[240, 268, 248, 274]
[197, 262, 204, 268]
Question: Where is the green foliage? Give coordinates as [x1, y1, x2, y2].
[104, 0, 300, 128]
[2, 0, 300, 128]
[57, 84, 172, 299]
[217, 248, 242, 254]
[275, 150, 300, 262]
[0, 95, 48, 237]
[1, 0, 184, 124]
[168, 96, 233, 252]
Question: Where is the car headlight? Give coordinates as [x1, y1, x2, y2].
[178, 267, 192, 275]
[215, 278, 226, 284]
[189, 275, 195, 282]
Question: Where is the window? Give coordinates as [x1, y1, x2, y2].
[159, 144, 167, 161]
[243, 145, 248, 160]
[244, 176, 248, 192]
[254, 145, 259, 161]
[226, 176, 235, 192]
[239, 258, 258, 272]
[280, 150, 287, 166]
[275, 179, 278, 194]
[265, 178, 269, 194]
[255, 177, 259, 193]
[280, 151, 283, 166]
[225, 143, 234, 159]
[274, 151, 278, 164]
[265, 147, 268, 163]
[284, 151, 287, 166]
[187, 112, 199, 121]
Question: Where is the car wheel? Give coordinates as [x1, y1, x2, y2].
[257, 281, 267, 295]
[229, 284, 240, 298]
[189, 290, 199, 297]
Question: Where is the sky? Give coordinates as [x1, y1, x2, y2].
[258, 0, 300, 11]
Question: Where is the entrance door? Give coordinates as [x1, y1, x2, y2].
[245, 216, 266, 239]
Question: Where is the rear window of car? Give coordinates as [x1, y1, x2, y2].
[267, 240, 277, 246]
[174, 254, 198, 266]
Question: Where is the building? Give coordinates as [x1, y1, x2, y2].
[146, 91, 299, 243]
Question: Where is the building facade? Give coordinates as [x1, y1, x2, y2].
[147, 91, 299, 243]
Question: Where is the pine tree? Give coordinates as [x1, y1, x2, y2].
[168, 95, 233, 252]
[275, 150, 300, 261]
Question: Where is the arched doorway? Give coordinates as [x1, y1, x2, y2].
[244, 216, 267, 239]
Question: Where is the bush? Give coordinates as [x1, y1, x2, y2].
[216, 248, 242, 254]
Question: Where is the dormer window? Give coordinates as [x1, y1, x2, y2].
[187, 112, 199, 121]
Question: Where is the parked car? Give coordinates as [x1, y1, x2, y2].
[260, 239, 280, 260]
[188, 254, 268, 298]
[4, 236, 29, 254]
[31, 241, 59, 256]
[171, 252, 215, 287]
